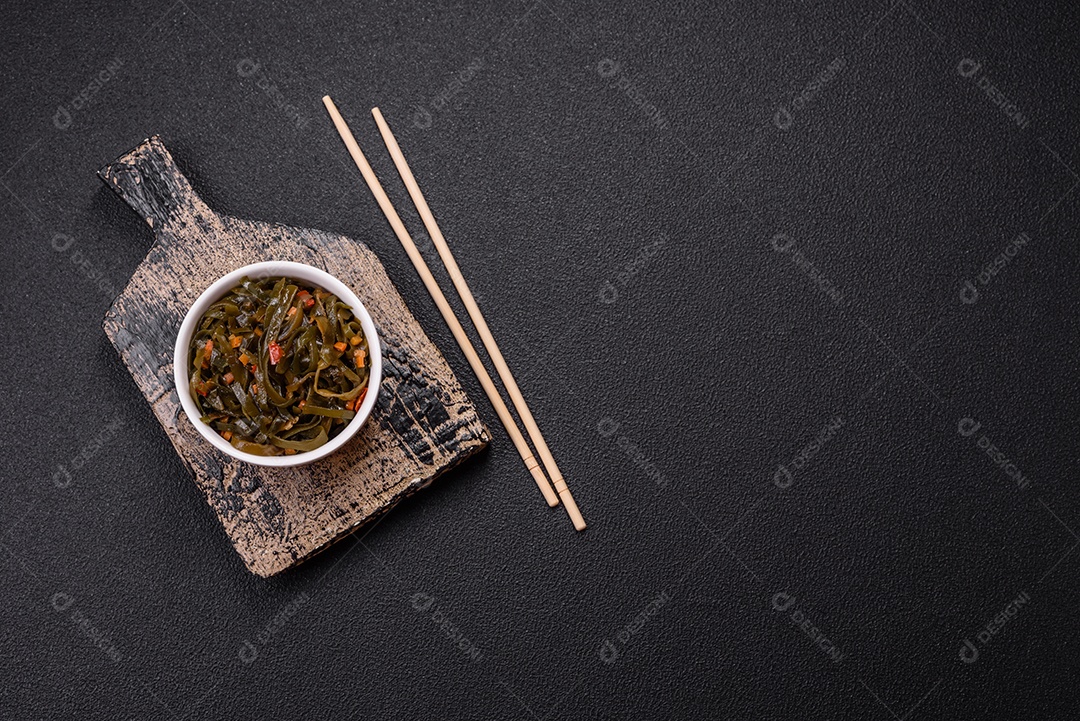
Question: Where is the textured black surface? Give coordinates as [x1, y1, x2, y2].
[2, 1, 1079, 718]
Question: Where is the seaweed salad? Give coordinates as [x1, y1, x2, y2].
[188, 276, 371, 456]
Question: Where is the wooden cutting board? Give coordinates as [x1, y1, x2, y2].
[99, 136, 489, 577]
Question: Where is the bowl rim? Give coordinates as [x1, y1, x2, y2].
[173, 260, 382, 467]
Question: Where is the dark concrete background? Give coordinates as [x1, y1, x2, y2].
[2, 0, 1079, 718]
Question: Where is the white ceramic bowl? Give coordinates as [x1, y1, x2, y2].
[173, 261, 382, 467]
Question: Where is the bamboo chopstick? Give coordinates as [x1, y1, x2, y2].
[369, 107, 586, 532]
[322, 96, 560, 509]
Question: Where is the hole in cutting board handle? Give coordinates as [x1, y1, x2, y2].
[98, 135, 211, 232]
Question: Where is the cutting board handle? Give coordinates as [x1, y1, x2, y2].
[98, 135, 211, 231]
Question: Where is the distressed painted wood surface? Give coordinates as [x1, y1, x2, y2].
[99, 136, 489, 577]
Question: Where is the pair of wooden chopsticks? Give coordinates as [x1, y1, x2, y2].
[322, 96, 586, 531]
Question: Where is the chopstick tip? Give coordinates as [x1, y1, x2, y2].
[559, 490, 586, 531]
